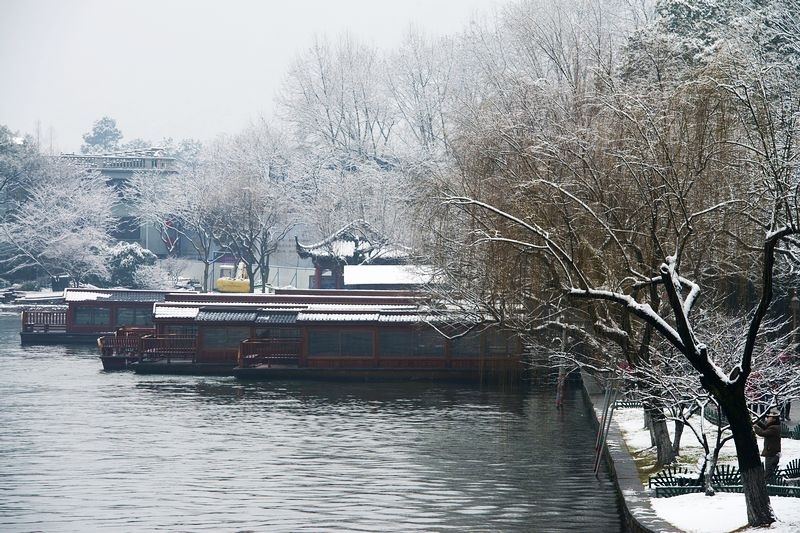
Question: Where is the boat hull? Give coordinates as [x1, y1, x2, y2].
[21, 331, 113, 345]
[233, 365, 526, 383]
[131, 360, 235, 376]
[100, 355, 138, 371]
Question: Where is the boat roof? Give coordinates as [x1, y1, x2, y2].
[152, 300, 481, 326]
[164, 290, 425, 306]
[64, 288, 191, 303]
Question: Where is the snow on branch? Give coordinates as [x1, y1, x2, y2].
[444, 195, 588, 288]
[568, 287, 683, 350]
[531, 179, 643, 278]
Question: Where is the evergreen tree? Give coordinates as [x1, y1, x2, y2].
[81, 116, 123, 154]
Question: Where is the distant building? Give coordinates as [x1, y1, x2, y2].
[61, 148, 178, 257]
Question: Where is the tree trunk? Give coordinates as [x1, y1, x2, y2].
[644, 410, 655, 446]
[645, 403, 676, 466]
[245, 265, 255, 293]
[672, 419, 684, 456]
[202, 261, 211, 293]
[704, 452, 716, 496]
[715, 383, 775, 526]
[260, 264, 269, 293]
[741, 465, 773, 526]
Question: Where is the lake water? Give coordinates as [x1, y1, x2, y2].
[0, 312, 623, 532]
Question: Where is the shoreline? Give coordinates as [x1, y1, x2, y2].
[581, 372, 685, 533]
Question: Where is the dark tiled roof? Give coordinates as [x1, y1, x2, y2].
[108, 291, 169, 302]
[196, 310, 258, 322]
[255, 311, 298, 325]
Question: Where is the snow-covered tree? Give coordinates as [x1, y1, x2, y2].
[105, 241, 157, 288]
[124, 160, 218, 291]
[387, 28, 456, 155]
[417, 0, 798, 526]
[276, 33, 418, 246]
[596, 312, 799, 495]
[81, 117, 123, 154]
[0, 157, 118, 284]
[81, 116, 123, 154]
[206, 121, 299, 292]
[0, 125, 41, 212]
[279, 34, 397, 161]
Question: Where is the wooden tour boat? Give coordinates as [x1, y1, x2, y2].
[19, 288, 182, 345]
[94, 289, 528, 382]
[97, 326, 156, 370]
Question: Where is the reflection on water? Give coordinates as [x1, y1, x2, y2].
[0, 313, 622, 532]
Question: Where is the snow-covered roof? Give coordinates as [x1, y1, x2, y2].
[196, 310, 258, 322]
[154, 306, 200, 319]
[65, 288, 172, 303]
[377, 313, 422, 323]
[255, 312, 299, 325]
[344, 265, 433, 287]
[302, 303, 417, 312]
[298, 312, 380, 322]
[295, 219, 410, 265]
[150, 299, 481, 326]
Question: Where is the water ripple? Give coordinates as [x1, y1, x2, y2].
[0, 315, 622, 532]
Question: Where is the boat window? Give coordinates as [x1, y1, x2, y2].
[202, 327, 250, 349]
[451, 331, 482, 358]
[163, 325, 197, 336]
[256, 328, 301, 339]
[308, 331, 338, 356]
[379, 329, 445, 357]
[486, 329, 516, 356]
[74, 307, 111, 326]
[308, 330, 373, 357]
[415, 330, 446, 356]
[342, 332, 372, 357]
[117, 307, 153, 327]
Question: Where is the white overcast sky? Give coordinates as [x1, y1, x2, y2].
[0, 0, 509, 154]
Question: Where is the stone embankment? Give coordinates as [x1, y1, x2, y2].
[582, 373, 684, 533]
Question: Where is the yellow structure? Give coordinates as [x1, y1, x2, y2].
[215, 261, 250, 293]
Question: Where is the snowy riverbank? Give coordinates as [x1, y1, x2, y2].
[615, 407, 800, 532]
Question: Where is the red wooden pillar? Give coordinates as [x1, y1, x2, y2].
[314, 265, 322, 289]
[335, 265, 343, 289]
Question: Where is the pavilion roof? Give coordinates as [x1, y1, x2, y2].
[295, 219, 410, 266]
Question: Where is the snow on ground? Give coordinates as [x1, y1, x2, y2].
[651, 493, 800, 533]
[615, 407, 800, 532]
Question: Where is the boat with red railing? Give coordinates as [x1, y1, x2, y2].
[97, 326, 155, 370]
[120, 289, 527, 382]
[19, 288, 189, 345]
[29, 287, 526, 381]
